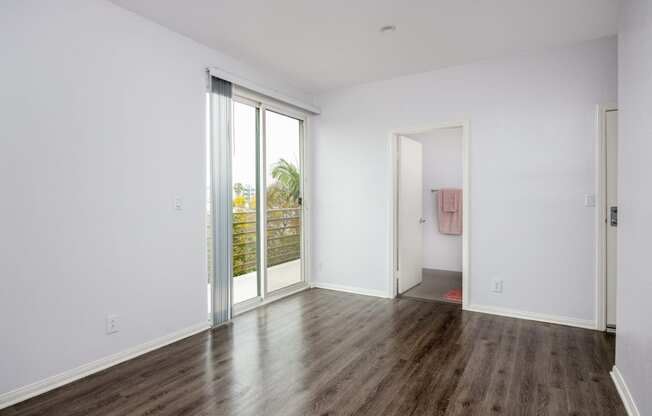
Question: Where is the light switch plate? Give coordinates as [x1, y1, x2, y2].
[584, 194, 596, 207]
[174, 196, 183, 210]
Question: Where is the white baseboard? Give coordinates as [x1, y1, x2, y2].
[311, 282, 390, 299]
[465, 303, 596, 330]
[611, 366, 641, 416]
[0, 321, 210, 410]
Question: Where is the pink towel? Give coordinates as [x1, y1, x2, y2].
[437, 188, 462, 235]
[442, 188, 459, 212]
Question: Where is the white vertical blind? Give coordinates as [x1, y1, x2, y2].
[209, 76, 233, 325]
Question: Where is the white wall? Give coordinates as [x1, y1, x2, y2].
[0, 0, 311, 397]
[410, 128, 463, 272]
[615, 1, 652, 414]
[311, 37, 617, 323]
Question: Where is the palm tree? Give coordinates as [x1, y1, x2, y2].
[271, 159, 300, 205]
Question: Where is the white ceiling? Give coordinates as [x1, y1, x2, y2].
[110, 0, 618, 94]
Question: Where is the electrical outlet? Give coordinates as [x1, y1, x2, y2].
[106, 315, 119, 334]
[491, 279, 503, 293]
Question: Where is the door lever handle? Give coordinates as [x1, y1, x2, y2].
[419, 217, 426, 224]
[610, 206, 618, 227]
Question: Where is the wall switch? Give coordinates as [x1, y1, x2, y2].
[584, 194, 596, 207]
[491, 279, 503, 293]
[106, 315, 119, 334]
[174, 196, 183, 211]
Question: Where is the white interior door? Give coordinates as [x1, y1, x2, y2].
[606, 109, 618, 328]
[398, 136, 424, 293]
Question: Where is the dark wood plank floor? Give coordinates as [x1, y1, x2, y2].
[2, 289, 626, 416]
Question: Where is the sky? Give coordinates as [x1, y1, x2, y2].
[232, 101, 301, 190]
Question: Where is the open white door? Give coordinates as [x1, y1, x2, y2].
[398, 136, 424, 293]
[606, 109, 618, 329]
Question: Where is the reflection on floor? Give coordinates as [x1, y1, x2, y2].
[233, 259, 301, 304]
[5, 289, 626, 415]
[401, 269, 462, 304]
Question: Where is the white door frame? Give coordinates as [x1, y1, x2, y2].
[594, 103, 618, 332]
[388, 120, 471, 309]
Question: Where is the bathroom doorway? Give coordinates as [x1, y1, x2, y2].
[390, 121, 470, 307]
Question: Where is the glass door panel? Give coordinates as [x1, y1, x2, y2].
[232, 101, 259, 304]
[264, 109, 303, 292]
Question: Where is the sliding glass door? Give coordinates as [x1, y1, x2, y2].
[232, 100, 260, 304]
[230, 96, 306, 310]
[265, 110, 303, 292]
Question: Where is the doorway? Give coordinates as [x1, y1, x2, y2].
[231, 94, 307, 313]
[390, 121, 470, 307]
[207, 80, 310, 323]
[597, 105, 618, 332]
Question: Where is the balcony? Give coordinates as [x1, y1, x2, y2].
[207, 207, 302, 304]
[232, 207, 301, 276]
